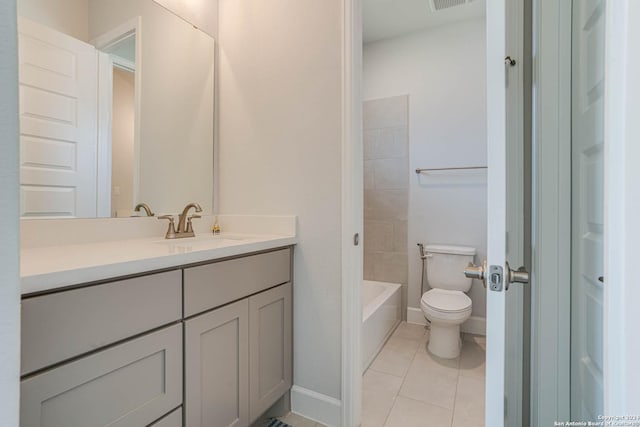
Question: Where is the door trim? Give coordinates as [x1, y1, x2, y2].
[0, 0, 20, 424]
[530, 0, 572, 424]
[93, 17, 142, 214]
[341, 0, 363, 425]
[603, 0, 640, 414]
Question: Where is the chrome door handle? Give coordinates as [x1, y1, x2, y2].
[505, 261, 529, 290]
[464, 260, 487, 288]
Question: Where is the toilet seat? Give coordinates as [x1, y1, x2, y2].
[421, 289, 472, 314]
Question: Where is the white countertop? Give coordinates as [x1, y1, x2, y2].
[21, 233, 296, 295]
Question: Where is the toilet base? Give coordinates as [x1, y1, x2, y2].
[427, 322, 462, 359]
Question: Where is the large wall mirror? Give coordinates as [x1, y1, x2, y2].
[17, 0, 215, 219]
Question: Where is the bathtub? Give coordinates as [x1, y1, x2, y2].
[362, 280, 402, 372]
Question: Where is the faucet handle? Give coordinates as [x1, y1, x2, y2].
[158, 215, 177, 239]
[186, 214, 201, 233]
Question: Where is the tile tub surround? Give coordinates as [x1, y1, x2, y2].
[363, 322, 486, 427]
[20, 215, 297, 294]
[363, 95, 409, 318]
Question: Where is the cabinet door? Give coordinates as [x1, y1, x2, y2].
[20, 324, 182, 427]
[185, 299, 249, 427]
[249, 283, 292, 422]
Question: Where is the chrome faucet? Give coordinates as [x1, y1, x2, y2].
[134, 203, 154, 217]
[177, 203, 202, 234]
[158, 202, 203, 239]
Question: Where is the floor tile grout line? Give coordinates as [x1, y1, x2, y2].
[381, 392, 400, 427]
[450, 366, 462, 427]
[382, 323, 423, 427]
[367, 366, 406, 379]
[391, 393, 458, 412]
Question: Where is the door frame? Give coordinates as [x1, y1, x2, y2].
[341, 0, 363, 425]
[602, 0, 640, 414]
[529, 0, 572, 425]
[341, 0, 640, 424]
[0, 0, 21, 424]
[93, 17, 142, 217]
[531, 0, 640, 421]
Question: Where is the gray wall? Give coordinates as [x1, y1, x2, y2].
[363, 95, 409, 317]
[0, 0, 21, 423]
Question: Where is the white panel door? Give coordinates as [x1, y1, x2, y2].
[18, 18, 98, 218]
[571, 0, 605, 420]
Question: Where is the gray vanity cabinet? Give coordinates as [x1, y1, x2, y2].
[183, 248, 293, 426]
[185, 299, 250, 427]
[151, 408, 183, 427]
[248, 282, 293, 422]
[20, 324, 182, 427]
[21, 246, 294, 427]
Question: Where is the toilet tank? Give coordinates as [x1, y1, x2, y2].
[425, 244, 476, 292]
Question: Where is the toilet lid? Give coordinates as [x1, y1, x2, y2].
[422, 289, 472, 313]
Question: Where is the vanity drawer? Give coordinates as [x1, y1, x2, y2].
[184, 248, 291, 317]
[21, 324, 182, 427]
[21, 270, 181, 375]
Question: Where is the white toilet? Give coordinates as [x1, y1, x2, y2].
[420, 244, 475, 359]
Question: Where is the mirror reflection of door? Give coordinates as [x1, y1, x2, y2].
[104, 36, 137, 218]
[17, 18, 99, 219]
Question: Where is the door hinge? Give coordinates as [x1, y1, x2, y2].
[353, 233, 359, 246]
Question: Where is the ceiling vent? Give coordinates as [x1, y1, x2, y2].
[430, 0, 473, 12]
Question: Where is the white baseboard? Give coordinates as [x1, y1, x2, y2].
[406, 307, 427, 325]
[461, 315, 486, 336]
[290, 385, 342, 427]
[406, 307, 486, 336]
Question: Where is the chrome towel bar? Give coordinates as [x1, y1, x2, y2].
[415, 166, 487, 174]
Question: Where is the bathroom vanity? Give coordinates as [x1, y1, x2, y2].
[20, 229, 295, 427]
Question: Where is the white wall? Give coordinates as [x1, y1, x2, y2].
[363, 19, 488, 319]
[17, 0, 88, 41]
[152, 0, 217, 38]
[0, 0, 21, 424]
[217, 0, 344, 419]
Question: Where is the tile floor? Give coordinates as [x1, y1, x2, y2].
[277, 322, 485, 427]
[362, 322, 486, 427]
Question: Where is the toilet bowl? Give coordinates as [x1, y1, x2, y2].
[420, 244, 475, 359]
[421, 289, 472, 358]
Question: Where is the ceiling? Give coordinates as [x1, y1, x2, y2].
[363, 0, 485, 44]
